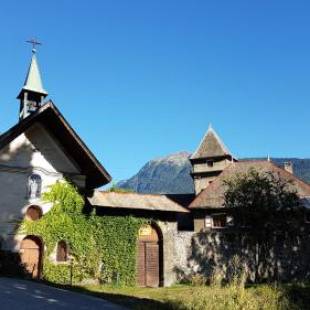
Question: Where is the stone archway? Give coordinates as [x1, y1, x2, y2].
[137, 224, 163, 287]
[20, 236, 43, 279]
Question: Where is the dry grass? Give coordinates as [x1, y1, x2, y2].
[72, 283, 310, 310]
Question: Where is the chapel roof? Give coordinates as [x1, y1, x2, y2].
[89, 191, 189, 213]
[0, 101, 111, 189]
[189, 160, 310, 209]
[190, 126, 232, 160]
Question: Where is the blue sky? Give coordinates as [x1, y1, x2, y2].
[0, 1, 310, 182]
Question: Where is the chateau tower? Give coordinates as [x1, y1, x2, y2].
[190, 125, 236, 194]
[17, 45, 48, 120]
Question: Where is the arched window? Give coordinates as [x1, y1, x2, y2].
[56, 241, 68, 262]
[28, 174, 42, 199]
[25, 205, 42, 221]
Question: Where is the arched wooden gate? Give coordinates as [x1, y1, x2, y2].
[137, 224, 162, 287]
[20, 236, 43, 279]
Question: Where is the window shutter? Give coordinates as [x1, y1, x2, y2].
[226, 216, 234, 226]
[205, 216, 212, 228]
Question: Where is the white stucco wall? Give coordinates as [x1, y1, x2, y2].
[0, 122, 85, 251]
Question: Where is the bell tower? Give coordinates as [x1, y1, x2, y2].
[17, 39, 48, 120]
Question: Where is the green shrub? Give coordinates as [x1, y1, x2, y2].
[191, 274, 207, 287]
[20, 181, 147, 286]
[167, 285, 290, 310]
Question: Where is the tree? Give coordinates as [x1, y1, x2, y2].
[104, 182, 134, 193]
[223, 168, 304, 282]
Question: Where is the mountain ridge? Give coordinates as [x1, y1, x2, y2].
[117, 152, 310, 194]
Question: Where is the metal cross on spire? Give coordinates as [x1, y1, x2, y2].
[26, 38, 42, 54]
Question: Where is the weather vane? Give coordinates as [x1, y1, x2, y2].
[26, 38, 42, 53]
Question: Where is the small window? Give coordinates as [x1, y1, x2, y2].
[207, 160, 214, 167]
[28, 174, 42, 199]
[56, 241, 68, 262]
[25, 205, 42, 221]
[212, 214, 227, 228]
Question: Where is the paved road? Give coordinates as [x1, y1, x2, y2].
[0, 277, 127, 310]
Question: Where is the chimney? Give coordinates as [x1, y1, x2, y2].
[284, 162, 293, 174]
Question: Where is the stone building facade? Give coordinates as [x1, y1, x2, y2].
[0, 49, 112, 277]
[173, 128, 310, 283]
[0, 48, 190, 287]
[89, 191, 190, 287]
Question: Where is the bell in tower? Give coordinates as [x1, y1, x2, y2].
[17, 39, 48, 120]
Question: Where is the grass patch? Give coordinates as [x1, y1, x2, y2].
[57, 283, 310, 310]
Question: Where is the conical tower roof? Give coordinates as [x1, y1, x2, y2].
[191, 125, 232, 159]
[18, 51, 47, 98]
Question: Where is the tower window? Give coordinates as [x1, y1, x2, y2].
[28, 100, 39, 112]
[28, 174, 42, 199]
[56, 241, 68, 262]
[207, 160, 214, 167]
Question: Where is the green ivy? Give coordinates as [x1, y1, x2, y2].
[20, 181, 147, 286]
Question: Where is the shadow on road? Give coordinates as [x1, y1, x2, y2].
[0, 277, 126, 310]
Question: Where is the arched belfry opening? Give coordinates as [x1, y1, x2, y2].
[20, 235, 43, 279]
[137, 223, 163, 287]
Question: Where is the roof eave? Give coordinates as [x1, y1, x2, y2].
[17, 87, 48, 99]
[0, 101, 112, 189]
[93, 204, 190, 213]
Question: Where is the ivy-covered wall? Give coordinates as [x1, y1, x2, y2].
[20, 182, 147, 286]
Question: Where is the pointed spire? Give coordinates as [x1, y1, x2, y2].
[191, 126, 232, 159]
[21, 49, 47, 96]
[17, 41, 48, 120]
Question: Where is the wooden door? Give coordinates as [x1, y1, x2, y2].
[20, 236, 42, 279]
[137, 225, 160, 287]
[145, 243, 159, 287]
[137, 242, 146, 286]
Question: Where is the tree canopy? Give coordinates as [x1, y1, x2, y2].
[223, 168, 303, 234]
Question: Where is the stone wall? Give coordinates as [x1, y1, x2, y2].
[156, 221, 195, 286]
[151, 221, 310, 285]
[175, 229, 310, 283]
[157, 220, 177, 286]
[173, 231, 195, 281]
